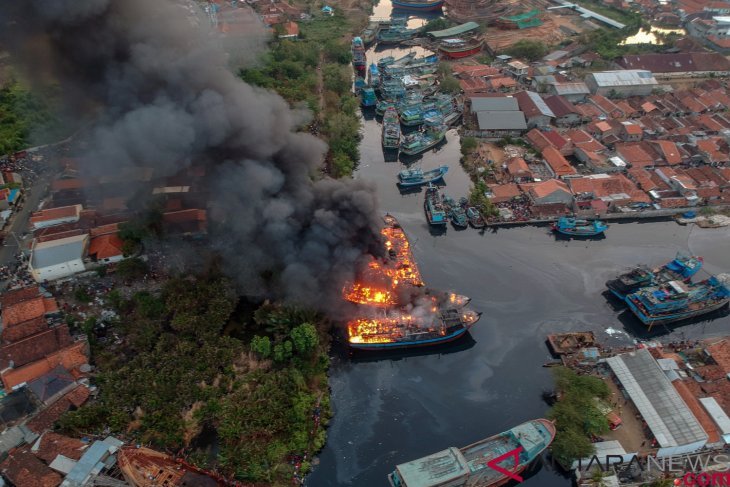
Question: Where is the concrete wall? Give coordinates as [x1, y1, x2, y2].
[526, 114, 553, 129]
[30, 259, 86, 282]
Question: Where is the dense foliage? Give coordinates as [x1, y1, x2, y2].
[469, 179, 499, 218]
[505, 40, 548, 62]
[0, 82, 61, 155]
[240, 13, 362, 177]
[59, 275, 332, 485]
[548, 367, 611, 465]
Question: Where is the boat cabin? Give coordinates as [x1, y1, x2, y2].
[389, 447, 470, 487]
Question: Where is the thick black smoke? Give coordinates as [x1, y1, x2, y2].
[0, 0, 383, 310]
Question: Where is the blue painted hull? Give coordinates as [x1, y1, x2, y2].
[625, 296, 730, 326]
[349, 326, 470, 350]
[553, 227, 605, 236]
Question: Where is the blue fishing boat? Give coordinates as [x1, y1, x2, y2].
[400, 124, 447, 156]
[424, 183, 447, 226]
[466, 206, 485, 228]
[398, 165, 448, 187]
[625, 275, 730, 328]
[442, 195, 468, 228]
[351, 37, 367, 74]
[382, 107, 401, 150]
[388, 419, 556, 487]
[361, 87, 377, 107]
[552, 217, 607, 237]
[606, 253, 704, 300]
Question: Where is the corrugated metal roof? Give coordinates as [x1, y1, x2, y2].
[700, 397, 730, 436]
[588, 70, 658, 88]
[476, 111, 527, 130]
[31, 234, 87, 269]
[427, 22, 479, 38]
[525, 91, 555, 118]
[471, 97, 519, 112]
[607, 349, 708, 448]
[62, 440, 111, 486]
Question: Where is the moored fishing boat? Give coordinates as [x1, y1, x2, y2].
[606, 252, 704, 299]
[360, 21, 380, 45]
[443, 195, 468, 228]
[388, 419, 556, 487]
[382, 107, 401, 150]
[398, 165, 448, 187]
[378, 26, 417, 45]
[439, 37, 485, 59]
[400, 124, 447, 156]
[376, 99, 397, 115]
[625, 275, 730, 327]
[466, 206, 485, 228]
[391, 0, 445, 11]
[552, 216, 607, 237]
[351, 37, 367, 74]
[368, 63, 380, 88]
[425, 183, 447, 226]
[361, 87, 377, 107]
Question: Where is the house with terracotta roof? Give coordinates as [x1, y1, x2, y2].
[29, 205, 82, 231]
[487, 183, 522, 203]
[588, 94, 624, 119]
[568, 174, 649, 210]
[618, 52, 730, 78]
[696, 138, 730, 164]
[1, 340, 89, 392]
[1, 295, 58, 328]
[505, 158, 532, 182]
[88, 233, 125, 265]
[587, 121, 615, 141]
[615, 142, 658, 169]
[162, 209, 207, 235]
[0, 447, 62, 487]
[543, 95, 581, 127]
[525, 179, 573, 206]
[655, 168, 701, 204]
[649, 140, 683, 165]
[541, 146, 577, 178]
[514, 91, 554, 128]
[619, 121, 643, 142]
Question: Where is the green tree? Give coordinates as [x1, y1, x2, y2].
[460, 137, 478, 157]
[439, 75, 461, 94]
[505, 39, 548, 61]
[251, 335, 272, 358]
[469, 180, 499, 218]
[550, 426, 595, 465]
[273, 340, 293, 362]
[290, 323, 318, 356]
[323, 64, 350, 96]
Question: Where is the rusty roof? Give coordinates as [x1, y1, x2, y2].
[0, 326, 73, 370]
[88, 234, 124, 260]
[542, 146, 577, 177]
[2, 297, 57, 327]
[0, 448, 62, 487]
[2, 317, 49, 344]
[1, 286, 40, 308]
[29, 205, 82, 225]
[26, 385, 90, 435]
[619, 52, 730, 73]
[35, 432, 87, 463]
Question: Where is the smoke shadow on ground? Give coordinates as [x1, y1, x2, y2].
[617, 306, 730, 340]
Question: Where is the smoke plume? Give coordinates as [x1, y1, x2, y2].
[0, 0, 383, 310]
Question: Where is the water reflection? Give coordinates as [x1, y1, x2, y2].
[621, 26, 685, 45]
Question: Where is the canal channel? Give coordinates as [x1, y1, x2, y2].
[305, 4, 730, 485]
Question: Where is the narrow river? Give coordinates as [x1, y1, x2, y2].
[306, 5, 730, 485]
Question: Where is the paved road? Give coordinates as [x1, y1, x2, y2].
[0, 171, 54, 267]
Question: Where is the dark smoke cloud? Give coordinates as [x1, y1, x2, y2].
[0, 0, 383, 310]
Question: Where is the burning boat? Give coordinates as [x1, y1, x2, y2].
[344, 215, 480, 350]
[117, 446, 227, 486]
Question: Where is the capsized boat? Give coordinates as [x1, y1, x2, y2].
[425, 182, 447, 226]
[398, 165, 448, 187]
[382, 107, 401, 150]
[400, 124, 447, 156]
[118, 446, 226, 487]
[443, 195, 468, 228]
[552, 217, 607, 237]
[391, 0, 445, 11]
[606, 252, 704, 300]
[388, 419, 556, 487]
[625, 275, 730, 327]
[439, 37, 485, 59]
[348, 306, 481, 350]
[466, 206, 485, 228]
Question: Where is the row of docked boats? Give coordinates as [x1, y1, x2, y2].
[605, 253, 730, 327]
[381, 107, 448, 155]
[425, 183, 486, 229]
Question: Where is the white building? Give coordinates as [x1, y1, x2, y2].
[29, 234, 89, 282]
[29, 204, 82, 230]
[607, 348, 708, 457]
[585, 70, 659, 97]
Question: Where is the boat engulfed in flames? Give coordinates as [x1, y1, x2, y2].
[344, 214, 481, 350]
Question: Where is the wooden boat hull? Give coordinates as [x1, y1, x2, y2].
[439, 41, 484, 59]
[626, 297, 730, 326]
[391, 0, 445, 10]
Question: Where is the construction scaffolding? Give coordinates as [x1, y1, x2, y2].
[496, 9, 544, 29]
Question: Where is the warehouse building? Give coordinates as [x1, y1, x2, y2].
[468, 96, 527, 138]
[584, 70, 659, 97]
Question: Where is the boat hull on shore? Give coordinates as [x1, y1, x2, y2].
[439, 39, 485, 59]
[391, 0, 445, 10]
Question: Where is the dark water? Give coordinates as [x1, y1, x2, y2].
[306, 12, 730, 487]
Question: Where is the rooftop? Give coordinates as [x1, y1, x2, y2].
[607, 348, 708, 448]
[515, 91, 555, 119]
[88, 234, 124, 260]
[470, 96, 519, 112]
[475, 111, 527, 131]
[427, 21, 479, 38]
[587, 70, 659, 88]
[542, 146, 576, 177]
[529, 179, 572, 199]
[34, 432, 88, 464]
[619, 53, 730, 73]
[31, 234, 88, 269]
[29, 205, 82, 226]
[0, 448, 62, 487]
[2, 296, 58, 328]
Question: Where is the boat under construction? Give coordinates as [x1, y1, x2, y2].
[388, 419, 556, 487]
[117, 446, 227, 486]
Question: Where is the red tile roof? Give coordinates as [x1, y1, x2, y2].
[542, 146, 577, 177]
[88, 234, 124, 260]
[35, 432, 87, 463]
[616, 143, 656, 168]
[619, 52, 730, 73]
[0, 326, 73, 369]
[673, 380, 721, 444]
[26, 385, 90, 434]
[89, 223, 121, 237]
[529, 179, 571, 199]
[1, 341, 89, 391]
[1, 286, 40, 308]
[2, 297, 58, 327]
[706, 339, 730, 373]
[487, 183, 522, 203]
[568, 174, 649, 203]
[2, 317, 49, 344]
[29, 205, 81, 226]
[650, 140, 682, 165]
[506, 157, 531, 176]
[0, 448, 62, 487]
